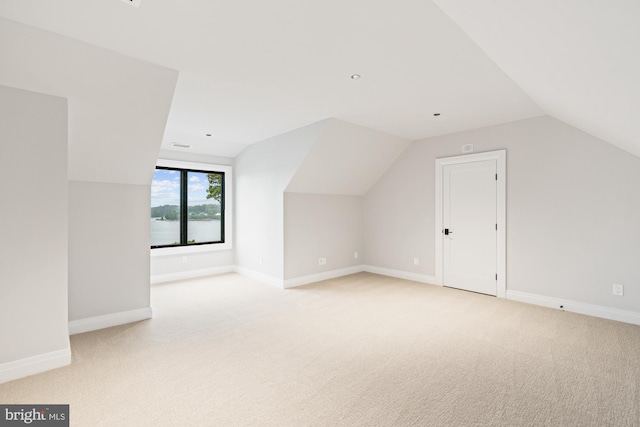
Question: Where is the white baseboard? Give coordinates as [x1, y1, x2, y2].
[233, 266, 284, 288]
[151, 266, 235, 284]
[363, 265, 437, 285]
[233, 264, 438, 289]
[151, 263, 436, 290]
[69, 307, 152, 335]
[283, 265, 364, 289]
[506, 290, 640, 326]
[0, 346, 71, 385]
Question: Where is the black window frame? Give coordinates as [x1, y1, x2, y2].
[150, 166, 225, 249]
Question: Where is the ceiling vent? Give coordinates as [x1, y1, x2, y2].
[171, 142, 191, 149]
[121, 0, 141, 7]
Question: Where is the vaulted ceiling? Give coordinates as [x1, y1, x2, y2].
[0, 1, 637, 158]
[433, 0, 640, 158]
[0, 17, 178, 185]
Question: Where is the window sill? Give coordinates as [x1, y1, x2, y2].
[150, 242, 232, 258]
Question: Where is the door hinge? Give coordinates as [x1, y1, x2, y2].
[495, 274, 498, 280]
[495, 223, 497, 230]
[495, 173, 498, 180]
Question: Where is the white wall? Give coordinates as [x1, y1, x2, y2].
[364, 115, 640, 313]
[151, 251, 234, 283]
[68, 182, 152, 321]
[0, 85, 70, 380]
[155, 149, 234, 169]
[0, 19, 178, 329]
[236, 118, 408, 285]
[284, 193, 363, 279]
[280, 119, 407, 283]
[235, 123, 322, 281]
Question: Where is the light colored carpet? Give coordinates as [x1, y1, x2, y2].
[1, 272, 639, 426]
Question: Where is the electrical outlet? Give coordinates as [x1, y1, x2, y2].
[613, 283, 624, 296]
[413, 257, 419, 266]
[259, 257, 264, 265]
[354, 251, 359, 259]
[318, 258, 327, 266]
[181, 256, 187, 264]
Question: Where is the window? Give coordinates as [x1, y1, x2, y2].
[151, 165, 225, 248]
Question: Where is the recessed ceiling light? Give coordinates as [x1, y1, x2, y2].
[121, 0, 141, 7]
[171, 142, 191, 149]
[350, 74, 361, 80]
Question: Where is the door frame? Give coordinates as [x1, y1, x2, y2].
[435, 149, 506, 298]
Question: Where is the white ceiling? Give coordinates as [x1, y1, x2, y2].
[2, 1, 637, 158]
[433, 0, 640, 157]
[286, 119, 410, 195]
[0, 18, 178, 185]
[0, 0, 543, 157]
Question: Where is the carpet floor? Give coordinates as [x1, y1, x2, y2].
[1, 272, 639, 426]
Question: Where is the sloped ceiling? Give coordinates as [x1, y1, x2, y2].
[2, 1, 635, 159]
[433, 0, 640, 157]
[286, 119, 410, 195]
[0, 18, 178, 185]
[0, 0, 541, 157]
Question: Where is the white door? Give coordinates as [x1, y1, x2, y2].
[443, 160, 497, 296]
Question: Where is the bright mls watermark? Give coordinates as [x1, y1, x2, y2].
[0, 405, 68, 426]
